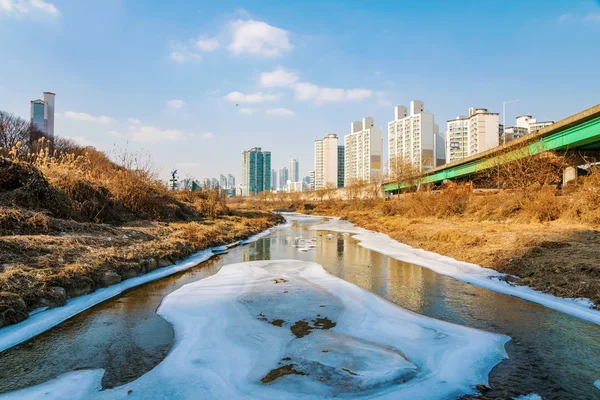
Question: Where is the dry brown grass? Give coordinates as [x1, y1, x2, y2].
[0, 139, 283, 328]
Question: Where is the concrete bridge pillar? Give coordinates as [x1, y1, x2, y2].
[563, 166, 578, 184]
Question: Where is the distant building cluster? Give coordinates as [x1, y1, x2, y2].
[238, 99, 554, 196]
[502, 114, 554, 143]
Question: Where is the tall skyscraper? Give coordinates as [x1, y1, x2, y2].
[388, 100, 443, 172]
[203, 178, 211, 190]
[289, 159, 299, 183]
[43, 92, 55, 139]
[212, 177, 220, 189]
[314, 134, 339, 190]
[29, 92, 55, 143]
[30, 100, 46, 134]
[241, 147, 271, 196]
[279, 167, 289, 189]
[446, 107, 499, 163]
[344, 117, 383, 186]
[227, 174, 235, 189]
[271, 169, 277, 190]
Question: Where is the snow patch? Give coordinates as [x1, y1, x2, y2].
[311, 218, 600, 325]
[0, 260, 509, 399]
[594, 380, 600, 390]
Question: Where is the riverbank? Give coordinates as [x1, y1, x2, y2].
[304, 203, 600, 309]
[0, 146, 283, 329]
[0, 209, 282, 328]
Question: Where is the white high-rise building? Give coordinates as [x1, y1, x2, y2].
[446, 107, 499, 163]
[516, 115, 554, 133]
[314, 133, 340, 190]
[344, 117, 383, 186]
[279, 167, 289, 190]
[387, 100, 443, 172]
[289, 159, 299, 183]
[503, 114, 554, 143]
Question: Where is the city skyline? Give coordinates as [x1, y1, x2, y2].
[1, 1, 599, 181]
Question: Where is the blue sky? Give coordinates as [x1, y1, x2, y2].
[1, 0, 599, 182]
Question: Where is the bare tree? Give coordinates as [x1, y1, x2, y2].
[0, 111, 36, 156]
[486, 141, 572, 192]
[387, 155, 421, 194]
[315, 186, 328, 203]
[367, 170, 385, 199]
[347, 178, 367, 201]
[324, 182, 337, 201]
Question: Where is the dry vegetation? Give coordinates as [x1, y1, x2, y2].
[233, 153, 600, 308]
[0, 123, 282, 328]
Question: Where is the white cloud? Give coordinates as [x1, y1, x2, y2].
[127, 118, 141, 124]
[167, 99, 186, 109]
[293, 82, 371, 104]
[132, 126, 187, 143]
[584, 13, 600, 22]
[196, 37, 220, 51]
[64, 111, 114, 124]
[228, 19, 292, 57]
[224, 91, 281, 104]
[258, 67, 372, 104]
[169, 42, 202, 63]
[30, 0, 58, 15]
[129, 125, 213, 144]
[170, 35, 219, 63]
[265, 107, 295, 117]
[259, 66, 299, 88]
[558, 12, 600, 23]
[558, 13, 572, 22]
[238, 107, 259, 116]
[108, 130, 126, 138]
[0, 0, 60, 16]
[63, 135, 97, 147]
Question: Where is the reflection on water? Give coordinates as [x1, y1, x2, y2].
[1, 221, 600, 399]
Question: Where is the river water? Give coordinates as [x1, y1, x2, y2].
[1, 217, 599, 399]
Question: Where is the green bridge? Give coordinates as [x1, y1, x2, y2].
[383, 104, 600, 193]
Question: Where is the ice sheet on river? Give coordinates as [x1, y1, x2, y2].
[1, 260, 508, 400]
[310, 218, 600, 325]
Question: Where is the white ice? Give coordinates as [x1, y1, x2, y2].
[310, 217, 600, 325]
[513, 395, 543, 400]
[594, 380, 600, 390]
[1, 260, 509, 400]
[0, 228, 274, 353]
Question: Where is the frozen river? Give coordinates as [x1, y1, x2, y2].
[0, 215, 599, 399]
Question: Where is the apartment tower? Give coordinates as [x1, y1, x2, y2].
[446, 107, 499, 163]
[241, 147, 271, 196]
[388, 100, 443, 172]
[344, 117, 383, 186]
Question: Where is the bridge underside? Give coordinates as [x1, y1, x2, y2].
[383, 104, 600, 193]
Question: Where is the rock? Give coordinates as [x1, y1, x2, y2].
[101, 271, 122, 287]
[143, 258, 158, 273]
[65, 281, 94, 298]
[35, 287, 67, 309]
[0, 293, 28, 328]
[158, 258, 172, 268]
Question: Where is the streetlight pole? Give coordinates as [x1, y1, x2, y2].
[502, 100, 520, 144]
